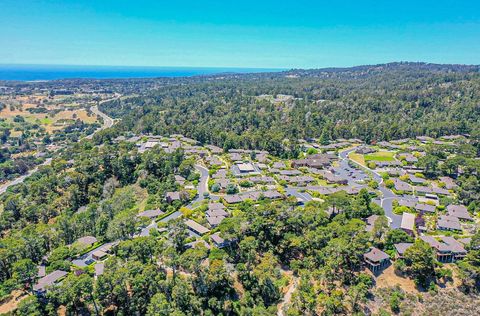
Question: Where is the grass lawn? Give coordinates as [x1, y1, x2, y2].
[364, 151, 396, 162]
[349, 152, 366, 165]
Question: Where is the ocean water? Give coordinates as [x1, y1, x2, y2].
[0, 64, 284, 81]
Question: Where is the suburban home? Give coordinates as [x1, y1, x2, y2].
[447, 204, 473, 221]
[272, 161, 286, 169]
[420, 236, 467, 263]
[33, 270, 68, 295]
[439, 176, 457, 190]
[393, 179, 412, 192]
[437, 215, 462, 231]
[76, 236, 98, 247]
[394, 243, 413, 259]
[318, 170, 348, 185]
[364, 247, 390, 273]
[92, 250, 108, 261]
[355, 146, 375, 154]
[206, 215, 226, 228]
[185, 219, 210, 236]
[165, 191, 181, 203]
[206, 208, 228, 218]
[415, 203, 436, 214]
[174, 175, 186, 186]
[137, 209, 164, 219]
[210, 232, 229, 248]
[400, 212, 416, 236]
[441, 236, 468, 261]
[398, 199, 416, 208]
[205, 145, 223, 154]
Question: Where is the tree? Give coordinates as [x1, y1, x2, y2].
[402, 240, 436, 287]
[11, 259, 37, 290]
[147, 293, 172, 316]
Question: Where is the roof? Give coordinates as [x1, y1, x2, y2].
[185, 219, 210, 235]
[437, 215, 462, 231]
[364, 247, 389, 263]
[210, 232, 225, 245]
[415, 203, 436, 213]
[137, 209, 164, 218]
[92, 250, 108, 259]
[400, 212, 416, 231]
[394, 243, 413, 255]
[447, 205, 473, 221]
[237, 163, 255, 172]
[206, 209, 228, 218]
[206, 216, 226, 226]
[33, 270, 68, 291]
[208, 202, 225, 210]
[77, 236, 98, 245]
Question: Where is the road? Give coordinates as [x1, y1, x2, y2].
[0, 158, 52, 195]
[85, 99, 116, 139]
[338, 147, 402, 228]
[138, 164, 211, 237]
[0, 103, 115, 197]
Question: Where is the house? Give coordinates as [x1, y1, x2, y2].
[439, 177, 457, 190]
[185, 220, 210, 236]
[206, 216, 226, 228]
[76, 236, 98, 247]
[420, 236, 454, 263]
[206, 208, 228, 218]
[272, 161, 286, 169]
[440, 236, 468, 261]
[356, 146, 376, 154]
[318, 170, 348, 185]
[92, 250, 108, 261]
[33, 270, 68, 294]
[364, 247, 390, 273]
[447, 205, 473, 221]
[394, 243, 413, 259]
[437, 215, 462, 231]
[223, 194, 243, 204]
[205, 145, 223, 154]
[400, 213, 416, 236]
[408, 174, 426, 185]
[165, 191, 181, 203]
[137, 209, 164, 219]
[210, 232, 229, 248]
[415, 203, 436, 214]
[393, 179, 412, 192]
[398, 199, 416, 208]
[175, 175, 186, 186]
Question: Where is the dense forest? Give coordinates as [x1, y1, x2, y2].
[100, 62, 480, 155]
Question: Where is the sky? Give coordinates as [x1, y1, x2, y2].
[1, 0, 480, 69]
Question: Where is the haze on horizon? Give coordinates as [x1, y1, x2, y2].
[1, 0, 480, 69]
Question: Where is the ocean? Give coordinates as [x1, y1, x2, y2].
[0, 64, 284, 81]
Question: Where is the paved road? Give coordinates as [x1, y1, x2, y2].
[0, 158, 53, 195]
[187, 164, 210, 208]
[285, 187, 313, 204]
[338, 147, 403, 228]
[138, 164, 211, 236]
[85, 100, 116, 139]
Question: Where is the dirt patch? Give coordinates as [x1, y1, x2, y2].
[373, 265, 418, 293]
[0, 290, 28, 314]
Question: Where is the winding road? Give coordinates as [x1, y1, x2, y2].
[338, 147, 402, 228]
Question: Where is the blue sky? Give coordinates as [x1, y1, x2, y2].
[1, 0, 479, 68]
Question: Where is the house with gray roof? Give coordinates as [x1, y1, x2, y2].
[364, 247, 390, 273]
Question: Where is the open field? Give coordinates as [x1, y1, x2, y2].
[349, 152, 366, 165]
[0, 95, 98, 133]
